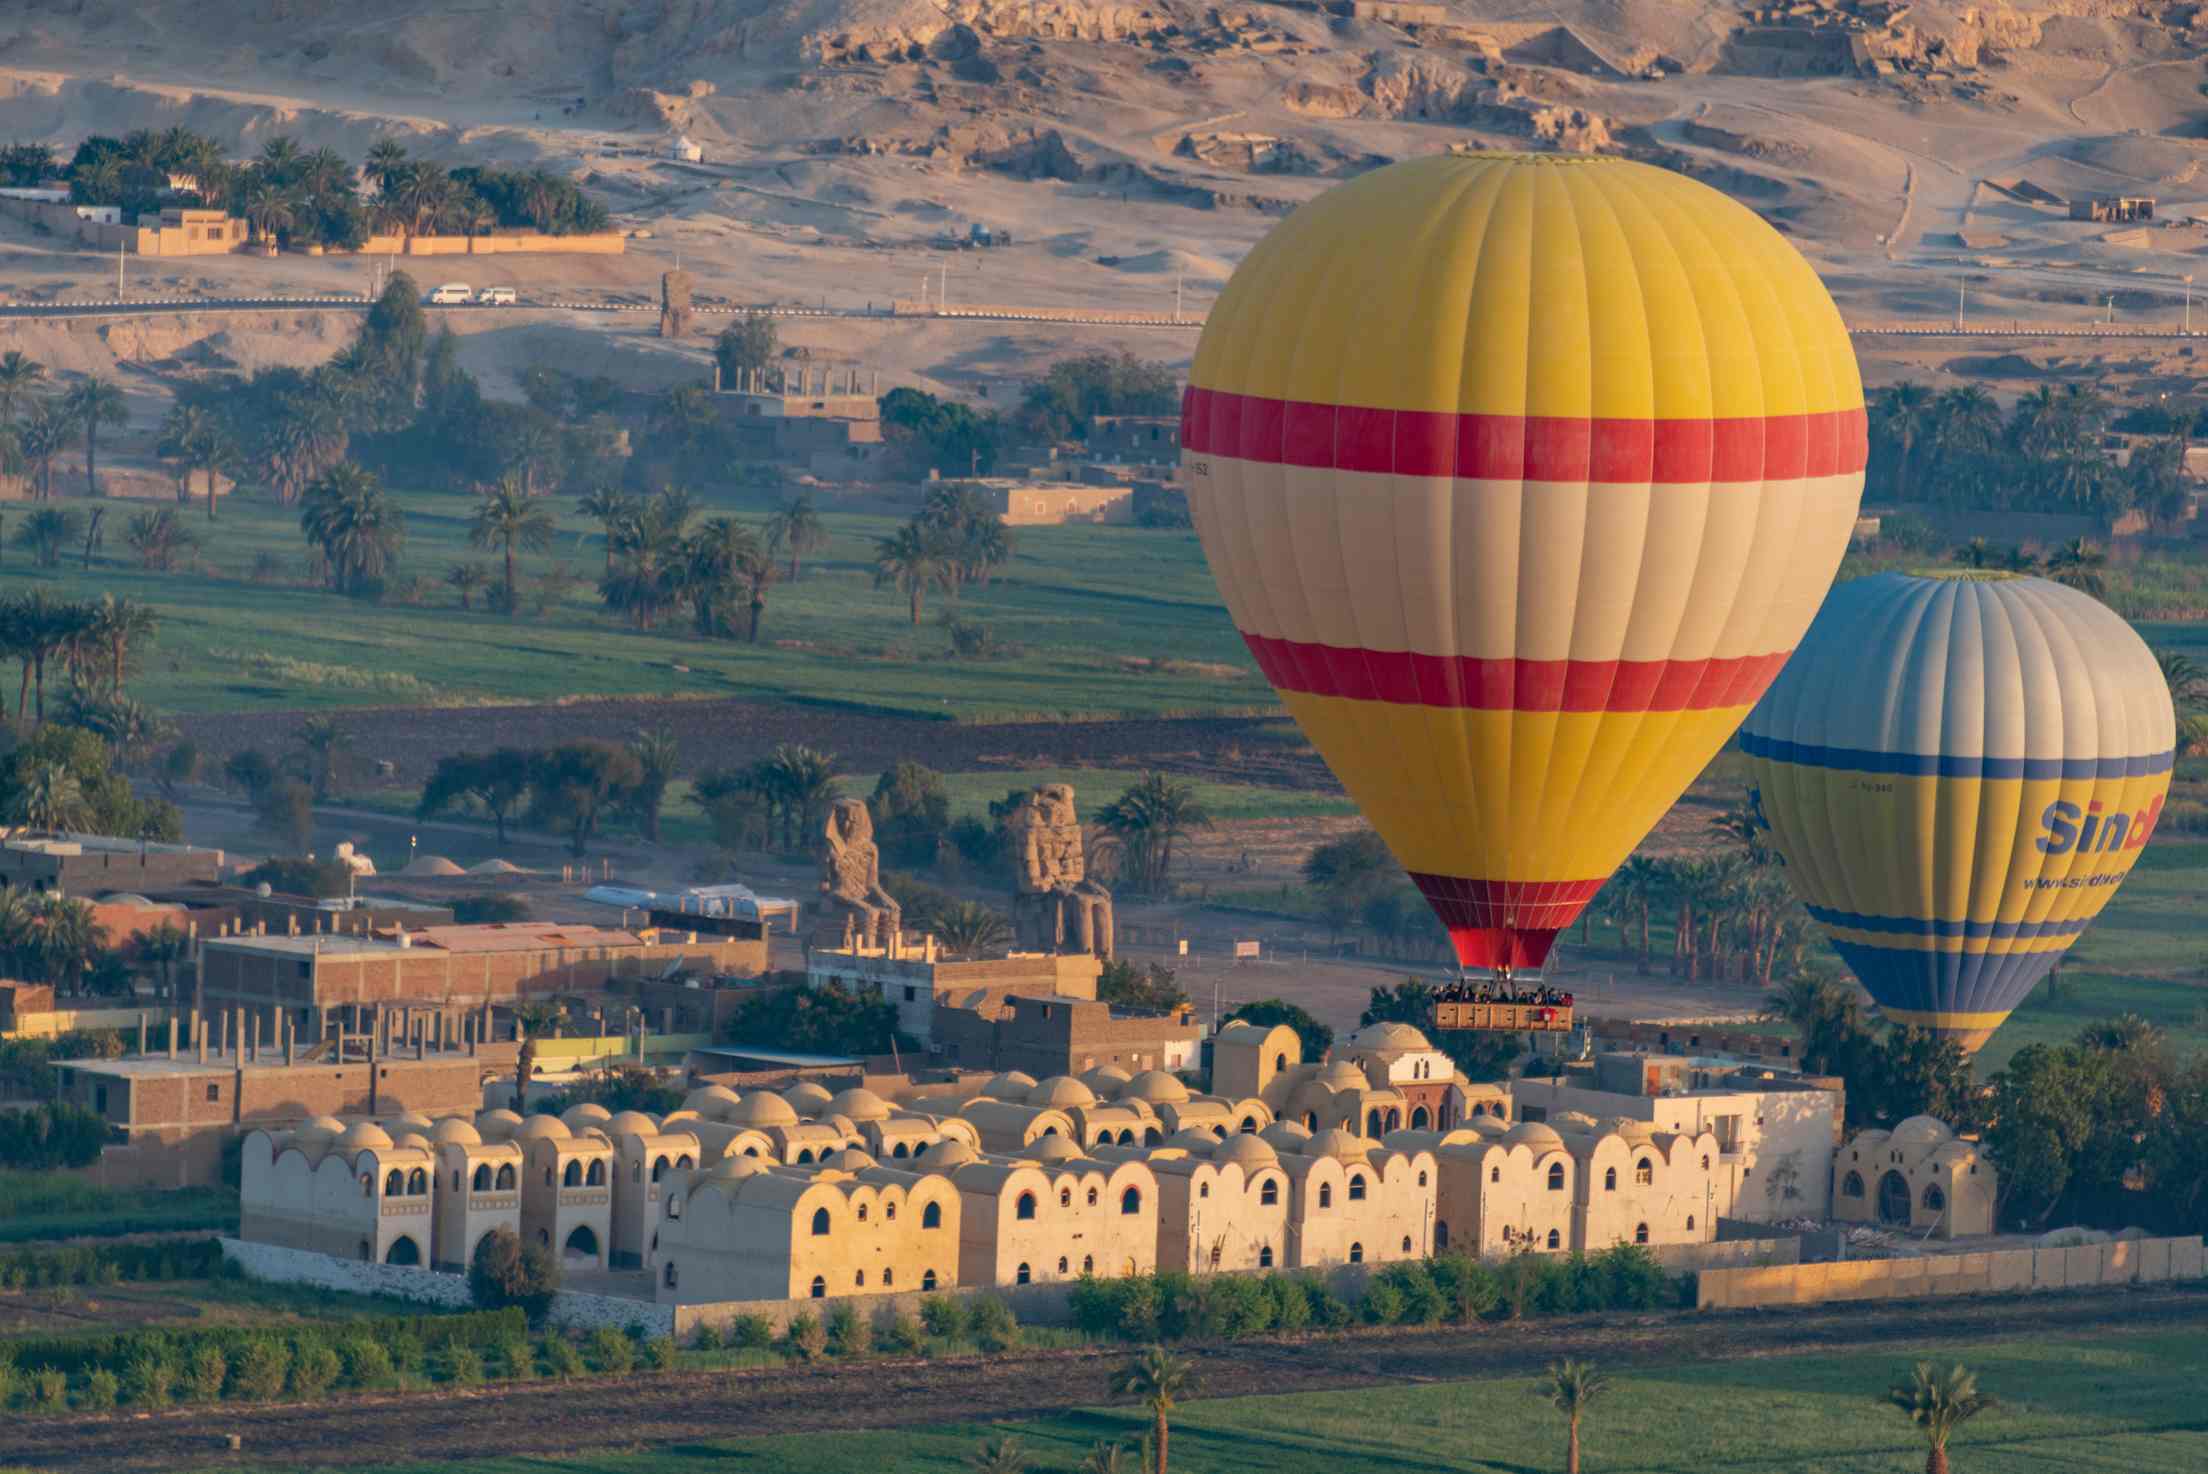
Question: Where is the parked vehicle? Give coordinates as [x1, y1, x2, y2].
[479, 286, 517, 306]
[426, 283, 474, 304]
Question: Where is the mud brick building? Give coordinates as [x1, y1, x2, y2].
[0, 835, 225, 895]
[805, 946, 1101, 1046]
[929, 993, 1201, 1078]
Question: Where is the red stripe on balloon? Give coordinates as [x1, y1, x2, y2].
[1241, 633, 1790, 714]
[1408, 875, 1607, 970]
[1178, 386, 1868, 484]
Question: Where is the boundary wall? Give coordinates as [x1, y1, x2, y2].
[221, 1238, 671, 1335]
[1696, 1236, 2205, 1310]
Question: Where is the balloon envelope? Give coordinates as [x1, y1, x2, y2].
[1181, 153, 1866, 970]
[1742, 571, 2175, 1050]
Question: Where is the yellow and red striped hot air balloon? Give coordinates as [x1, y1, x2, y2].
[1181, 153, 1866, 972]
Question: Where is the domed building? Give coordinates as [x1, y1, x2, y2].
[1212, 1019, 1507, 1136]
[1833, 1117, 1994, 1238]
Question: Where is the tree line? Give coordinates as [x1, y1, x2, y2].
[877, 351, 1180, 477]
[416, 729, 679, 856]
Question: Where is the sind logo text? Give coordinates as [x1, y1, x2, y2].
[2035, 795, 2164, 856]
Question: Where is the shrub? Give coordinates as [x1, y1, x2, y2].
[782, 1313, 827, 1361]
[1068, 1274, 1120, 1337]
[1498, 1252, 1544, 1321]
[1360, 1277, 1405, 1326]
[187, 1345, 227, 1403]
[1305, 1278, 1353, 1329]
[80, 1368, 118, 1411]
[469, 1226, 561, 1323]
[1187, 1275, 1271, 1339]
[123, 1354, 174, 1408]
[543, 1338, 585, 1379]
[825, 1303, 870, 1356]
[0, 1366, 14, 1408]
[290, 1343, 339, 1399]
[1264, 1274, 1311, 1333]
[341, 1338, 392, 1389]
[643, 1336, 677, 1372]
[968, 1296, 1018, 1353]
[34, 1369, 67, 1409]
[447, 1346, 484, 1386]
[1429, 1254, 1500, 1323]
[1594, 1244, 1671, 1310]
[689, 1321, 722, 1352]
[918, 1296, 965, 1341]
[877, 1308, 923, 1354]
[384, 1329, 427, 1382]
[228, 1336, 289, 1401]
[584, 1327, 633, 1375]
[496, 1337, 535, 1380]
[727, 1314, 774, 1350]
[1379, 1262, 1444, 1325]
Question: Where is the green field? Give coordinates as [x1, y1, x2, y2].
[31, 489, 1259, 722]
[0, 1174, 236, 1244]
[321, 1327, 2207, 1474]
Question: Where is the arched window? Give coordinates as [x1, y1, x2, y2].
[1016, 1191, 1037, 1221]
[633, 1161, 644, 1183]
[664, 1262, 678, 1288]
[1041, 1125, 1058, 1138]
[1490, 1165, 1501, 1183]
[1685, 1215, 1696, 1231]
[407, 1168, 428, 1196]
[1303, 1112, 1318, 1131]
[1472, 1102, 1486, 1117]
[1603, 1167, 1617, 1191]
[1213, 1125, 1227, 1139]
[452, 1169, 463, 1193]
[1087, 1187, 1099, 1206]
[1083, 1255, 1094, 1274]
[1841, 1171, 1865, 1199]
[1634, 1158, 1653, 1186]
[472, 1164, 492, 1191]
[1057, 1256, 1069, 1275]
[384, 1169, 404, 1195]
[1348, 1242, 1363, 1263]
[886, 1202, 897, 1220]
[1546, 1162, 1565, 1191]
[811, 1207, 831, 1236]
[923, 1269, 938, 1291]
[796, 1149, 813, 1164]
[893, 1142, 909, 1158]
[1259, 1245, 1274, 1268]
[1120, 1187, 1142, 1215]
[1016, 1262, 1032, 1285]
[1545, 1229, 1561, 1250]
[923, 1201, 942, 1229]
[496, 1163, 515, 1189]
[1319, 1183, 1333, 1209]
[1260, 1178, 1278, 1206]
[677, 1154, 693, 1169]
[1348, 1174, 1367, 1202]
[1386, 1109, 1401, 1131]
[1435, 1221, 1450, 1251]
[652, 1156, 670, 1183]
[743, 1145, 761, 1158]
[1923, 1184, 1947, 1213]
[1401, 1235, 1412, 1253]
[1366, 1109, 1383, 1136]
[1411, 1106, 1429, 1130]
[855, 1270, 865, 1287]
[585, 1159, 605, 1186]
[857, 1203, 868, 1222]
[1634, 1223, 1649, 1245]
[1060, 1188, 1072, 1208]
[1417, 1169, 1428, 1188]
[1275, 1053, 1288, 1073]
[668, 1195, 682, 1220]
[1118, 1129, 1135, 1145]
[884, 1268, 894, 1287]
[1700, 1154, 1709, 1171]
[1240, 1116, 1257, 1134]
[1145, 1128, 1163, 1146]
[810, 1276, 826, 1298]
[1198, 1182, 1210, 1200]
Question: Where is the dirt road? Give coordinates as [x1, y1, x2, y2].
[8, 1287, 2202, 1471]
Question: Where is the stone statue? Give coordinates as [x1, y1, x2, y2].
[659, 269, 693, 339]
[818, 797, 900, 949]
[1009, 783, 1114, 959]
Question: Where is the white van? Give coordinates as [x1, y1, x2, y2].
[479, 286, 517, 306]
[426, 283, 473, 304]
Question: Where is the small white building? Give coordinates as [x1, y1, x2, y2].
[1833, 1116, 1996, 1239]
[668, 134, 704, 164]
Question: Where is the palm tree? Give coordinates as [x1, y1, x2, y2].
[2043, 537, 2107, 598]
[132, 921, 192, 1002]
[14, 507, 79, 569]
[1929, 384, 2000, 486]
[87, 594, 156, 693]
[470, 473, 556, 614]
[760, 744, 841, 851]
[931, 901, 1012, 960]
[60, 375, 128, 497]
[511, 1001, 566, 1111]
[1096, 773, 1212, 895]
[124, 506, 197, 572]
[1608, 855, 1667, 973]
[257, 135, 303, 177]
[294, 716, 350, 799]
[874, 522, 950, 626]
[966, 1434, 1029, 1474]
[300, 463, 405, 593]
[684, 515, 767, 638]
[625, 723, 680, 844]
[1542, 1358, 1610, 1474]
[26, 894, 105, 995]
[1885, 1361, 1994, 1474]
[242, 180, 295, 249]
[599, 488, 691, 631]
[1874, 381, 1935, 502]
[1077, 1443, 1134, 1474]
[446, 562, 491, 610]
[764, 491, 826, 579]
[11, 763, 86, 836]
[575, 486, 636, 576]
[363, 139, 409, 194]
[0, 350, 46, 424]
[17, 400, 65, 501]
[1110, 1346, 1194, 1474]
[2158, 650, 2206, 709]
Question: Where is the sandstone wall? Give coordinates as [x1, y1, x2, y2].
[1696, 1235, 2205, 1309]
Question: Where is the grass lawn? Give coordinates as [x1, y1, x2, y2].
[0, 1174, 236, 1243]
[29, 489, 1260, 723]
[318, 1326, 2208, 1474]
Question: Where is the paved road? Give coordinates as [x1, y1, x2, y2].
[0, 295, 1200, 327]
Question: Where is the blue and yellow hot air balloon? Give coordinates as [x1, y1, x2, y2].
[1181, 153, 1866, 972]
[1741, 571, 2175, 1051]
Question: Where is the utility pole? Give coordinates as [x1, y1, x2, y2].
[1956, 273, 1964, 330]
[117, 239, 124, 299]
[2186, 274, 2195, 334]
[1175, 271, 1183, 323]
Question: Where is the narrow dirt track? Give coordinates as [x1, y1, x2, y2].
[9, 1287, 2204, 1471]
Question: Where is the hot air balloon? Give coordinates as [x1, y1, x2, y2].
[1180, 153, 1867, 974]
[1741, 571, 2175, 1051]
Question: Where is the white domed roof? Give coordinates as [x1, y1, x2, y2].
[515, 1115, 572, 1143]
[659, 1109, 703, 1127]
[1213, 1134, 1278, 1169]
[391, 1111, 436, 1128]
[1466, 1115, 1507, 1138]
[604, 1111, 660, 1138]
[783, 1082, 835, 1112]
[1029, 1136, 1085, 1163]
[821, 1147, 877, 1171]
[1504, 1121, 1564, 1150]
[475, 1109, 525, 1140]
[1260, 1122, 1313, 1150]
[1892, 1116, 1954, 1149]
[429, 1118, 481, 1146]
[706, 1155, 767, 1183]
[296, 1115, 347, 1138]
[982, 1071, 1039, 1100]
[826, 1088, 892, 1123]
[728, 1094, 799, 1128]
[1080, 1065, 1133, 1094]
[1313, 1060, 1370, 1091]
[684, 1085, 744, 1117]
[1348, 1021, 1432, 1052]
[920, 1138, 979, 1168]
[1301, 1128, 1371, 1160]
[1123, 1070, 1190, 1104]
[1167, 1127, 1221, 1150]
[1028, 1076, 1097, 1109]
[391, 1129, 431, 1151]
[561, 1104, 612, 1129]
[337, 1121, 393, 1151]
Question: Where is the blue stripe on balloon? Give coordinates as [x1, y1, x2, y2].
[1739, 731, 2174, 781]
[1829, 939, 2063, 1023]
[1805, 905, 2093, 942]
